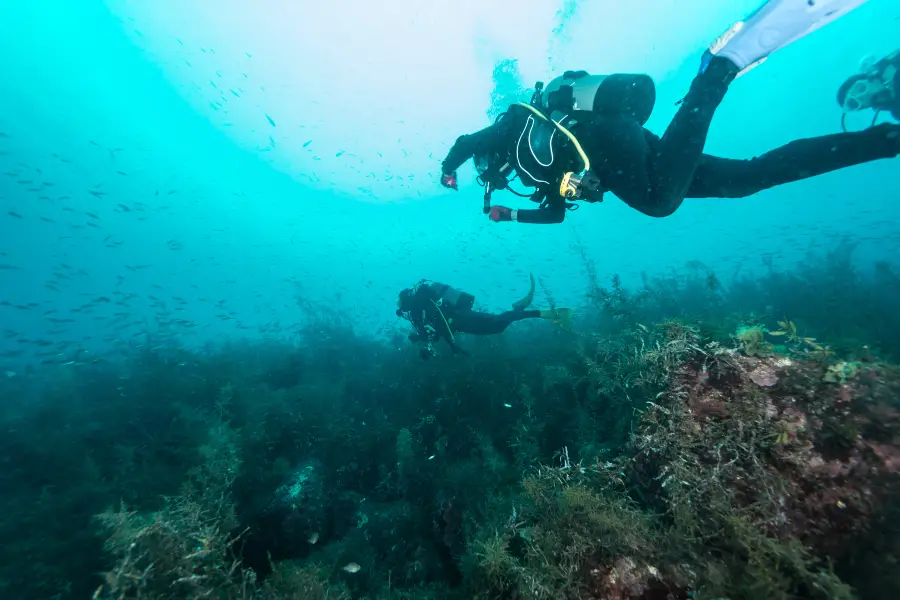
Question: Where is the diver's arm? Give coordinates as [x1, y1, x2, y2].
[490, 199, 567, 224]
[442, 126, 504, 174]
[441, 109, 518, 174]
[408, 319, 437, 360]
[513, 203, 567, 225]
[406, 293, 431, 342]
[409, 286, 444, 341]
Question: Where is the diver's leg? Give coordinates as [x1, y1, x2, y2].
[704, 0, 870, 74]
[634, 1, 869, 217]
[577, 115, 654, 214]
[451, 310, 541, 335]
[685, 124, 900, 198]
[639, 57, 740, 217]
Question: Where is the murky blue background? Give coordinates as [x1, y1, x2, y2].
[1, 0, 898, 362]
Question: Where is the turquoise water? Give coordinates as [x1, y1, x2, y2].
[0, 0, 898, 356]
[3, 3, 900, 598]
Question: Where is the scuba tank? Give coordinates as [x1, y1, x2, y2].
[541, 71, 656, 125]
[432, 283, 475, 312]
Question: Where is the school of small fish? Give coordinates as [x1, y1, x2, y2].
[3, 13, 900, 373]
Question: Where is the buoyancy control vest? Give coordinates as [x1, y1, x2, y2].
[513, 109, 578, 188]
[477, 71, 656, 211]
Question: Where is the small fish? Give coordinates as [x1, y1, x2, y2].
[342, 562, 361, 574]
[265, 113, 276, 127]
[307, 532, 319, 544]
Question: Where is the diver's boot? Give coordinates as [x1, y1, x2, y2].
[540, 308, 574, 330]
[701, 0, 871, 76]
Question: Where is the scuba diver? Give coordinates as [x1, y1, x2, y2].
[395, 275, 573, 359]
[837, 49, 899, 131]
[439, 0, 897, 223]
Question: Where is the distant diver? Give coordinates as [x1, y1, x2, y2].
[439, 0, 897, 223]
[837, 49, 900, 131]
[395, 275, 572, 359]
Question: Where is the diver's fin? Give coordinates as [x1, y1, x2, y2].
[512, 273, 536, 311]
[540, 308, 574, 331]
[703, 0, 870, 73]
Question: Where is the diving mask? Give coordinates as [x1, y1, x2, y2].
[842, 78, 885, 112]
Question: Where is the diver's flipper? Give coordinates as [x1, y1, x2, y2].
[540, 308, 574, 331]
[703, 0, 870, 73]
[512, 273, 536, 311]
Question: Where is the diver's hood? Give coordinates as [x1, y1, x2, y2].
[398, 288, 414, 311]
[541, 72, 656, 126]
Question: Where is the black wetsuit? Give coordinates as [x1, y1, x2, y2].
[443, 57, 900, 221]
[403, 282, 540, 346]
